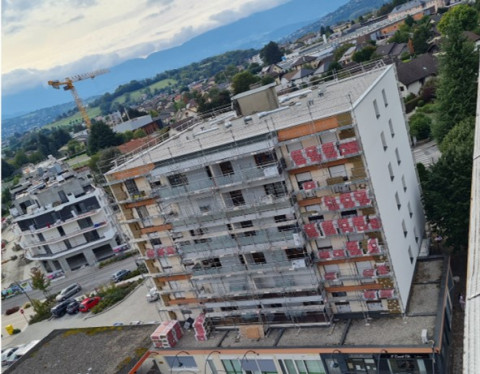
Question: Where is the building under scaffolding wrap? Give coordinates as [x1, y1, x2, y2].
[105, 62, 428, 328]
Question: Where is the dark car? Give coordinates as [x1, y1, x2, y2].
[51, 298, 74, 318]
[111, 269, 130, 283]
[66, 300, 80, 314]
[79, 296, 101, 313]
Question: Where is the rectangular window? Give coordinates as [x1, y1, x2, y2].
[408, 245, 414, 264]
[408, 202, 413, 218]
[402, 220, 407, 238]
[381, 131, 387, 151]
[219, 161, 234, 176]
[295, 172, 312, 190]
[274, 215, 288, 223]
[38, 233, 45, 242]
[165, 356, 197, 369]
[58, 226, 66, 236]
[329, 164, 347, 179]
[222, 359, 242, 374]
[395, 148, 401, 165]
[414, 227, 419, 243]
[389, 119, 395, 137]
[382, 88, 388, 107]
[78, 217, 93, 230]
[252, 252, 266, 264]
[395, 192, 401, 210]
[150, 238, 162, 246]
[43, 245, 52, 254]
[402, 175, 407, 192]
[64, 239, 72, 249]
[205, 166, 213, 179]
[84, 230, 100, 242]
[229, 190, 245, 206]
[285, 248, 306, 260]
[124, 179, 139, 195]
[280, 359, 326, 374]
[264, 181, 287, 197]
[373, 99, 380, 119]
[240, 220, 253, 228]
[388, 163, 394, 181]
[254, 151, 277, 167]
[168, 173, 188, 187]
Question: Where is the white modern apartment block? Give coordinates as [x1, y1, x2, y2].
[11, 157, 122, 273]
[105, 62, 426, 325]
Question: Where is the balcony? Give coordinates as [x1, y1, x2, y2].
[21, 221, 109, 249]
[26, 228, 116, 260]
[323, 265, 391, 283]
[179, 229, 304, 261]
[318, 239, 383, 261]
[303, 216, 382, 239]
[165, 195, 293, 227]
[288, 139, 361, 170]
[191, 257, 313, 278]
[150, 164, 282, 202]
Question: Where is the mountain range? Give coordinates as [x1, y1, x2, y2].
[2, 0, 389, 130]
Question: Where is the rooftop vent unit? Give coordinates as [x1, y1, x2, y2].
[232, 83, 279, 117]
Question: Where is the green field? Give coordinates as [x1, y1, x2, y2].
[112, 78, 176, 105]
[45, 106, 102, 129]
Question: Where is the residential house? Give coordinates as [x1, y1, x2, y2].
[396, 53, 438, 97]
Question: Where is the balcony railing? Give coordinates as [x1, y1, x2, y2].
[317, 239, 383, 261]
[21, 221, 109, 249]
[303, 216, 381, 239]
[151, 164, 281, 201]
[288, 139, 361, 170]
[179, 229, 304, 259]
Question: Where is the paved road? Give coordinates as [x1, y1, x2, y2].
[412, 140, 441, 167]
[1, 279, 161, 350]
[1, 255, 143, 312]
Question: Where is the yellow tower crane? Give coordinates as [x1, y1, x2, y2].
[48, 69, 108, 129]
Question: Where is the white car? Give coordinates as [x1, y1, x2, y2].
[55, 283, 82, 302]
[146, 287, 159, 302]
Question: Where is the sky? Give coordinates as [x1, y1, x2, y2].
[2, 0, 289, 95]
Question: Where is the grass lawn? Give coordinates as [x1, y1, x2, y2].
[45, 107, 101, 129]
[112, 78, 176, 105]
[65, 153, 90, 169]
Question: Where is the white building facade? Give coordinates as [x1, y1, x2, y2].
[11, 158, 121, 273]
[106, 62, 426, 325]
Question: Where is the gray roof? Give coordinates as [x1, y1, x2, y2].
[396, 53, 438, 86]
[375, 43, 408, 58]
[5, 325, 156, 374]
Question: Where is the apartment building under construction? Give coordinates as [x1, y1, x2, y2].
[105, 62, 427, 327]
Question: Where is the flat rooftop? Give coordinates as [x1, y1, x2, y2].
[108, 64, 389, 174]
[159, 257, 446, 352]
[5, 325, 157, 374]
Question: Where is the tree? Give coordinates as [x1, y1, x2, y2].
[87, 121, 122, 154]
[260, 41, 283, 65]
[433, 5, 479, 142]
[231, 71, 260, 95]
[30, 268, 51, 297]
[89, 147, 122, 176]
[13, 149, 29, 168]
[409, 113, 432, 140]
[420, 117, 475, 250]
[405, 14, 415, 27]
[133, 129, 147, 139]
[1, 159, 15, 180]
[333, 43, 354, 62]
[412, 23, 432, 54]
[352, 46, 376, 63]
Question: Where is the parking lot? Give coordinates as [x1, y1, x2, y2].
[2, 280, 162, 349]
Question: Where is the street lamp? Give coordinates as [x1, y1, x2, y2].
[241, 350, 259, 372]
[204, 350, 220, 374]
[170, 351, 190, 374]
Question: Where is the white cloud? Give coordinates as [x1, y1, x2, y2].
[2, 0, 287, 95]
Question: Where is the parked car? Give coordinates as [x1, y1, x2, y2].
[55, 283, 81, 302]
[79, 296, 101, 312]
[146, 287, 159, 302]
[1, 347, 20, 366]
[46, 269, 64, 280]
[51, 298, 74, 318]
[111, 269, 130, 283]
[5, 340, 39, 366]
[66, 300, 80, 314]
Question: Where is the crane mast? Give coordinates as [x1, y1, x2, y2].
[48, 69, 108, 129]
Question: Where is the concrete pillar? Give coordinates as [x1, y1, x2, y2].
[83, 248, 98, 267]
[57, 257, 71, 273]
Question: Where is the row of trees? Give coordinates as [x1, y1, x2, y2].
[419, 4, 479, 250]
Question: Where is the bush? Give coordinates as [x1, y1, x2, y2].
[23, 302, 31, 309]
[5, 306, 20, 315]
[409, 113, 432, 140]
[29, 296, 57, 324]
[91, 280, 141, 314]
[12, 328, 21, 334]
